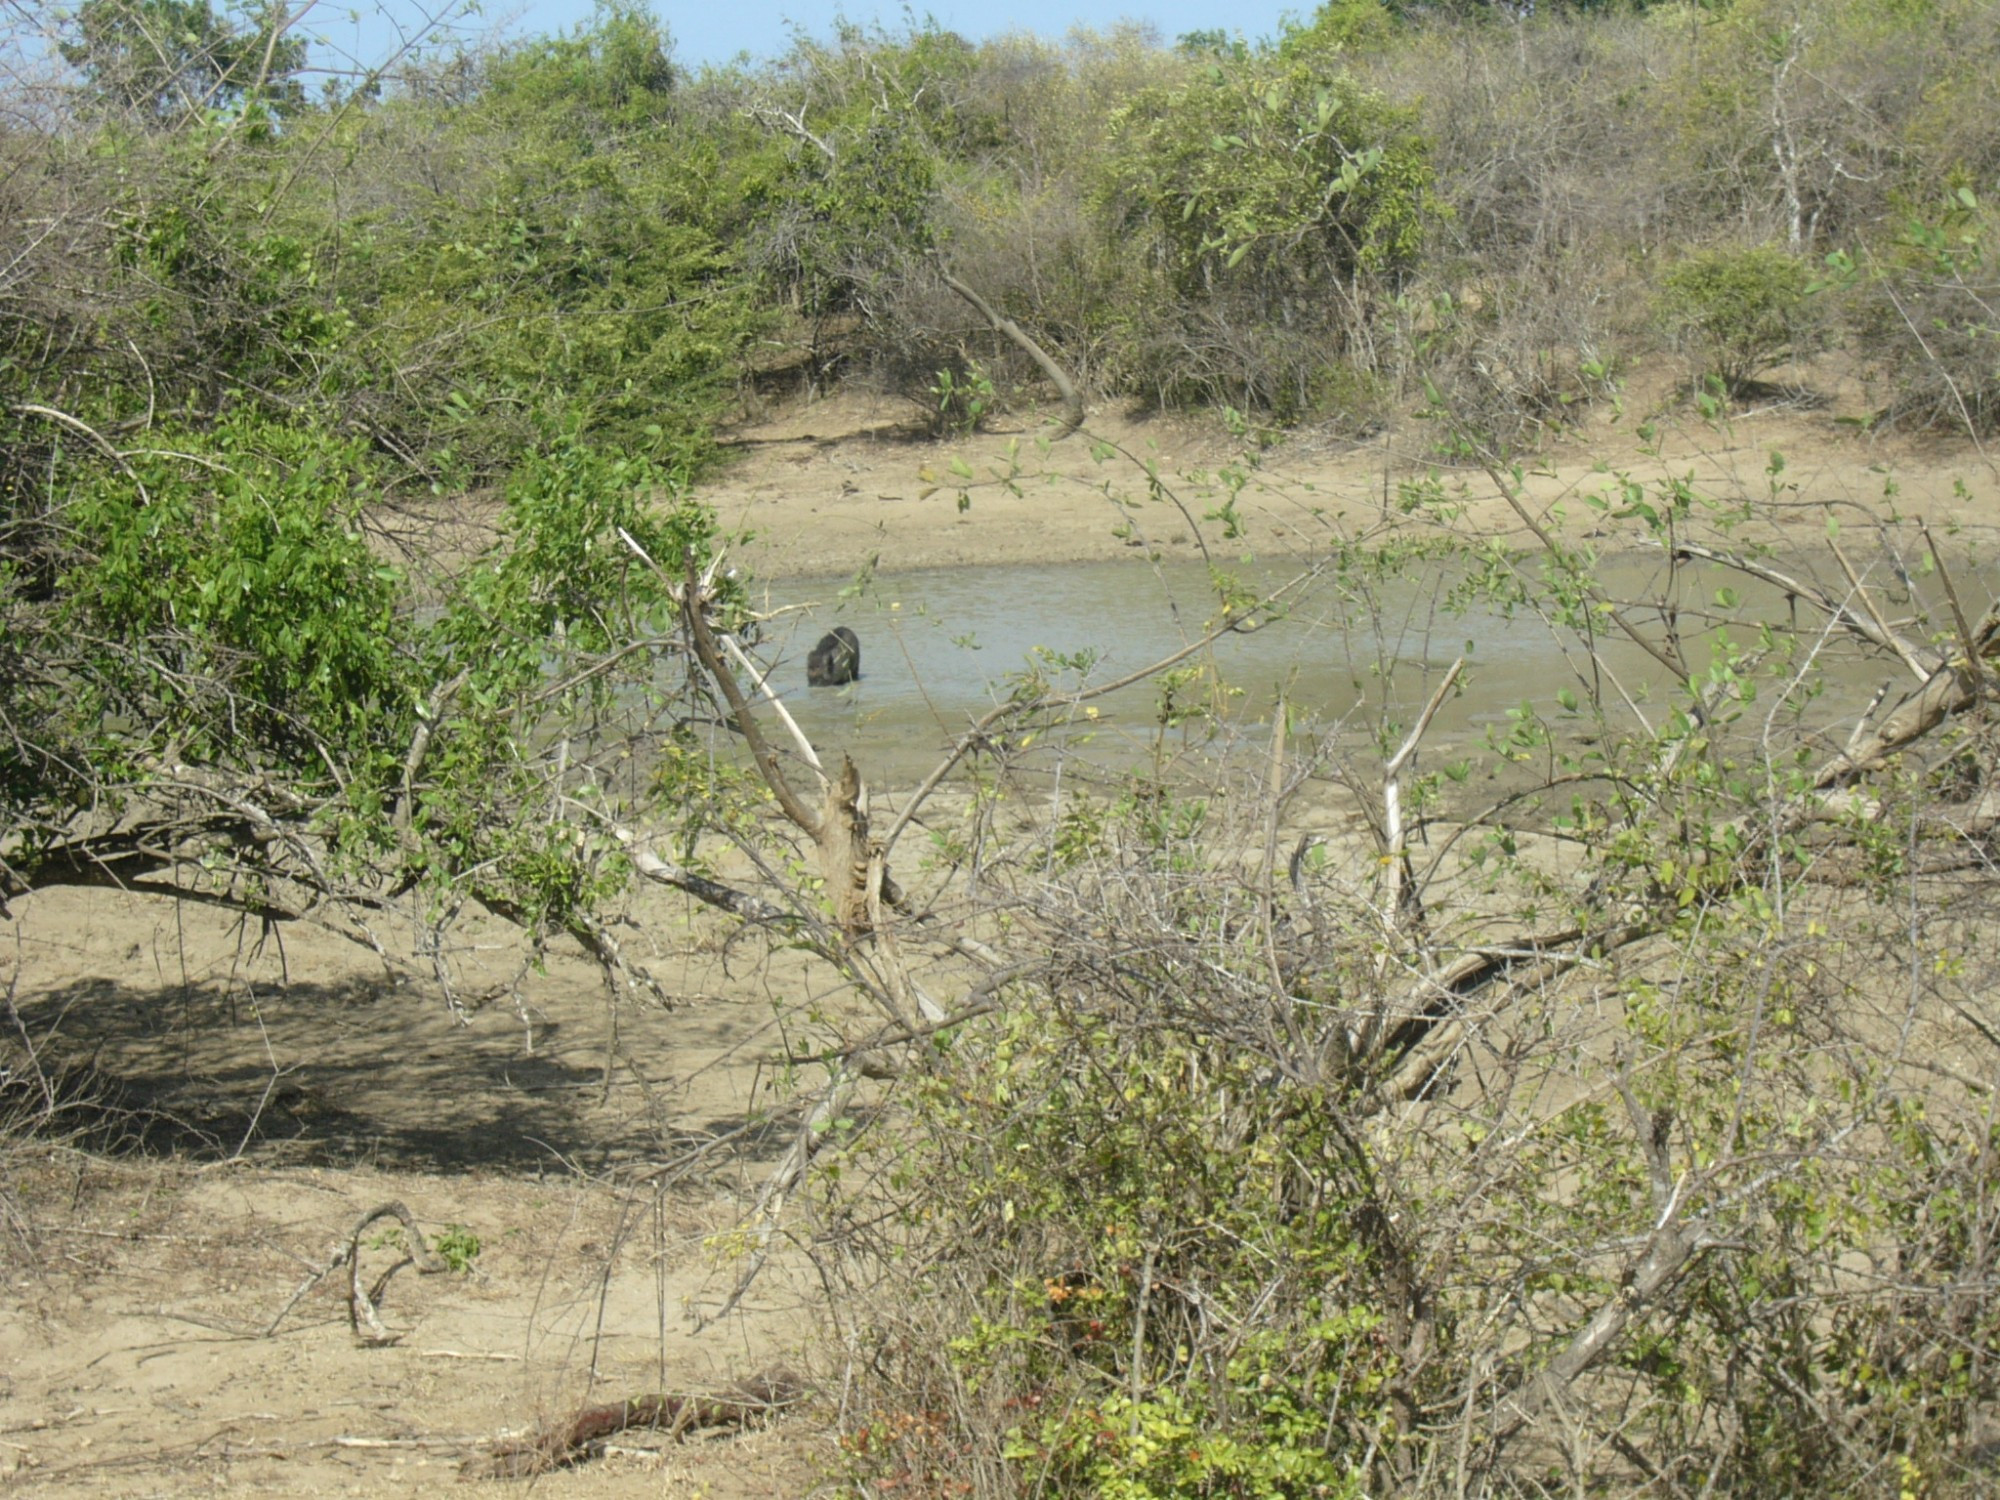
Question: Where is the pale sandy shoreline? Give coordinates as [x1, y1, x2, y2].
[701, 391, 2000, 584]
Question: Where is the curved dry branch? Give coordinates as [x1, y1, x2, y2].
[937, 268, 1084, 438]
[1664, 537, 1935, 680]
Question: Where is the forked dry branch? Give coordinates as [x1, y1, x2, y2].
[263, 1200, 450, 1346]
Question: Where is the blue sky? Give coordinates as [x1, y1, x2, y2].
[300, 0, 1300, 76]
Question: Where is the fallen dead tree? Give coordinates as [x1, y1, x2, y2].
[461, 1369, 809, 1479]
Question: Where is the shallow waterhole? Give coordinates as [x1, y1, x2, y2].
[744, 549, 1933, 786]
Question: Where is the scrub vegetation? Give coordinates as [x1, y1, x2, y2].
[6, 0, 2000, 1494]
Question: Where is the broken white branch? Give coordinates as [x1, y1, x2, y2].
[718, 632, 826, 786]
[1381, 658, 1464, 933]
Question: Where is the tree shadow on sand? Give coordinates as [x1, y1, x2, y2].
[7, 975, 799, 1173]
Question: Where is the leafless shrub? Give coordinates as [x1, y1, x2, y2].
[1849, 213, 2000, 437]
[1382, 13, 1673, 261]
[1652, 0, 1991, 255]
[1360, 15, 1672, 437]
[1397, 259, 1624, 447]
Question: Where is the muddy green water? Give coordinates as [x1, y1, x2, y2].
[748, 549, 1929, 786]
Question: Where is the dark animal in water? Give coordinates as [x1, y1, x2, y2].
[807, 627, 860, 686]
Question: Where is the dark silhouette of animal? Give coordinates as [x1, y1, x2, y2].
[807, 627, 860, 686]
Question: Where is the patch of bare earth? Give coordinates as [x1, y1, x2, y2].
[0, 884, 840, 1497]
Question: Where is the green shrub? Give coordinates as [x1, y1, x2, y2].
[433, 1225, 482, 1274]
[343, 34, 760, 480]
[926, 362, 997, 435]
[1658, 244, 1815, 395]
[1093, 49, 1436, 415]
[830, 784, 1411, 1496]
[59, 418, 411, 772]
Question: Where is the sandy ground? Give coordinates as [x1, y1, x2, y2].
[2, 1157, 819, 1497]
[712, 376, 2000, 581]
[5, 367, 1998, 1496]
[1, 881, 842, 1497]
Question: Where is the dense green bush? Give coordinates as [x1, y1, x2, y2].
[1094, 47, 1435, 416]
[861, 977, 1401, 1499]
[1658, 245, 1815, 395]
[732, 25, 965, 322]
[60, 419, 409, 767]
[334, 10, 759, 479]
